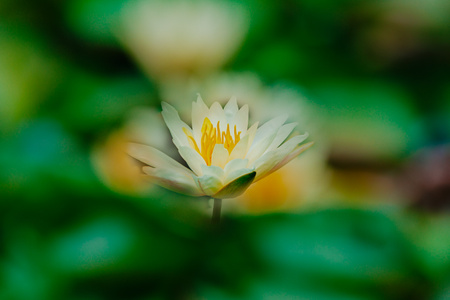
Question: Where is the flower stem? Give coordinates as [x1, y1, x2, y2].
[212, 198, 222, 224]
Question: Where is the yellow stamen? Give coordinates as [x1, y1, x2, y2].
[183, 128, 200, 153]
[184, 118, 241, 166]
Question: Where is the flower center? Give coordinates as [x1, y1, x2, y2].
[184, 117, 241, 166]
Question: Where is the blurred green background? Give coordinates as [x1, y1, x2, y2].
[1, 0, 449, 299]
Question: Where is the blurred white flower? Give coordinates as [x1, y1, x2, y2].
[117, 0, 249, 80]
[91, 107, 169, 195]
[128, 96, 313, 199]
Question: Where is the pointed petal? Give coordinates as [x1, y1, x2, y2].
[252, 150, 283, 182]
[224, 96, 238, 121]
[228, 134, 250, 161]
[249, 114, 287, 152]
[195, 174, 223, 196]
[223, 158, 251, 183]
[278, 132, 309, 152]
[192, 94, 209, 144]
[245, 122, 259, 152]
[161, 102, 191, 149]
[262, 141, 314, 180]
[142, 166, 202, 196]
[213, 171, 256, 199]
[246, 128, 278, 164]
[211, 144, 229, 168]
[223, 158, 249, 177]
[128, 143, 192, 175]
[253, 133, 310, 181]
[207, 102, 227, 132]
[265, 122, 297, 153]
[232, 104, 249, 135]
[224, 167, 255, 185]
[178, 146, 206, 176]
[201, 164, 225, 179]
[128, 143, 202, 196]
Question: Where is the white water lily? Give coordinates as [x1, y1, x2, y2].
[128, 96, 313, 199]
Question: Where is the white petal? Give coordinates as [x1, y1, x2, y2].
[263, 141, 314, 179]
[252, 150, 284, 182]
[228, 134, 250, 161]
[192, 95, 209, 144]
[211, 144, 229, 168]
[178, 146, 206, 176]
[128, 143, 192, 175]
[224, 167, 255, 185]
[245, 122, 259, 152]
[265, 122, 298, 153]
[231, 104, 249, 135]
[142, 166, 202, 196]
[195, 174, 223, 196]
[207, 102, 227, 132]
[224, 96, 238, 121]
[278, 132, 309, 152]
[246, 128, 278, 164]
[201, 164, 225, 180]
[224, 158, 249, 177]
[253, 133, 310, 181]
[161, 102, 191, 149]
[249, 114, 287, 152]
